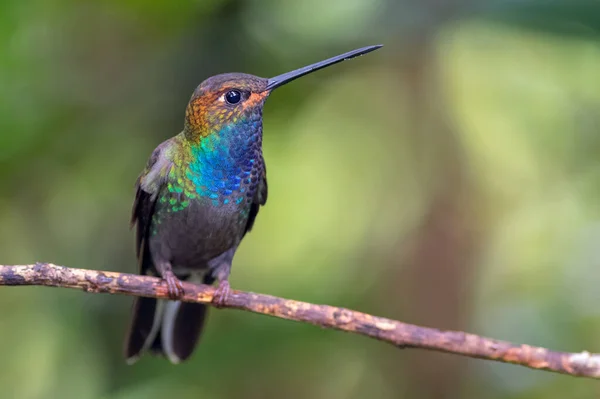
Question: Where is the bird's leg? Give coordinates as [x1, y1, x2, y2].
[211, 263, 231, 308]
[155, 260, 184, 300]
[208, 248, 235, 308]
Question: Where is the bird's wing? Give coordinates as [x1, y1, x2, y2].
[131, 139, 175, 274]
[244, 161, 268, 235]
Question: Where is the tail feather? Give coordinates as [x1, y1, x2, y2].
[124, 296, 160, 364]
[159, 301, 209, 363]
[124, 275, 210, 364]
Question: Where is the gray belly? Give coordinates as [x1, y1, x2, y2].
[148, 199, 248, 273]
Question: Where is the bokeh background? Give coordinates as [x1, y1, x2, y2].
[1, 0, 600, 398]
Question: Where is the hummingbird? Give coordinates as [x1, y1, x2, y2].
[124, 44, 383, 364]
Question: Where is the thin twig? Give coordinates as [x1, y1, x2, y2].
[0, 263, 598, 378]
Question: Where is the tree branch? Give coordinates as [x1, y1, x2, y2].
[0, 263, 598, 379]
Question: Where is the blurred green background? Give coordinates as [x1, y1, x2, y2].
[1, 0, 600, 398]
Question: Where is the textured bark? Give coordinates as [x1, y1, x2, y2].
[0, 262, 599, 379]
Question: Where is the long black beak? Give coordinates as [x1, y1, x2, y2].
[265, 44, 383, 91]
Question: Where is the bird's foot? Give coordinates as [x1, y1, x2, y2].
[212, 280, 231, 308]
[164, 272, 184, 300]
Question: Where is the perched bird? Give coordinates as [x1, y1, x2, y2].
[124, 44, 383, 364]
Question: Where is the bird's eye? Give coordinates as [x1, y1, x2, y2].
[225, 90, 242, 104]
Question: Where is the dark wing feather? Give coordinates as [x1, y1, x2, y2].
[130, 142, 172, 275]
[244, 163, 268, 235]
[132, 187, 155, 275]
[132, 187, 153, 258]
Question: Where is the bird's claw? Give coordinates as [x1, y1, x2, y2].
[212, 280, 231, 308]
[164, 273, 184, 300]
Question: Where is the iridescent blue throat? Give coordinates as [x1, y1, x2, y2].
[186, 116, 262, 207]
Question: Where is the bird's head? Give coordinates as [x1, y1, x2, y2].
[184, 73, 268, 140]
